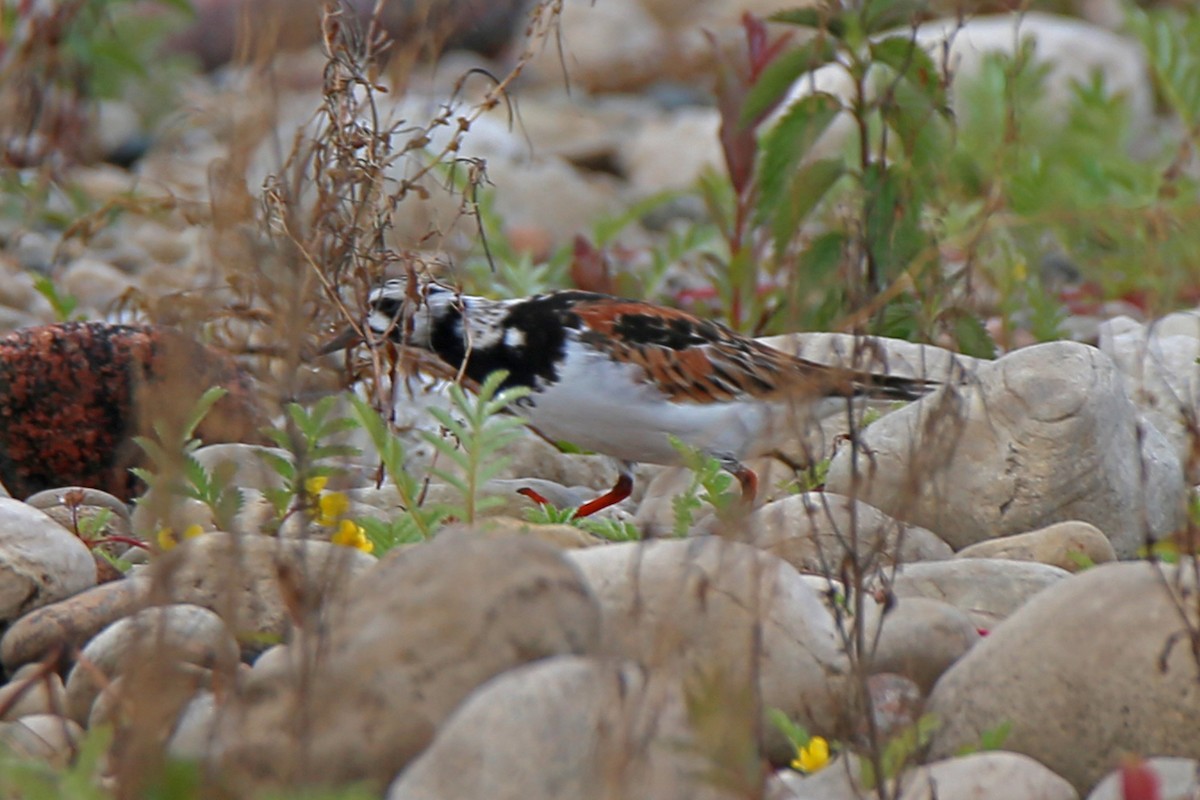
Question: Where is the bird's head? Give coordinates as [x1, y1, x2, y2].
[320, 278, 457, 355]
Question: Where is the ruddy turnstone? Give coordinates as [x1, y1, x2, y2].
[325, 279, 938, 516]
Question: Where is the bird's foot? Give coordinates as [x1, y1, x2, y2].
[518, 473, 634, 519]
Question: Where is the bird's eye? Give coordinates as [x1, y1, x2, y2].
[376, 297, 402, 319]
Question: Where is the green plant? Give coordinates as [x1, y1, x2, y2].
[955, 719, 1012, 757]
[859, 713, 939, 790]
[132, 387, 244, 535]
[690, 4, 974, 346]
[259, 396, 360, 525]
[347, 393, 448, 552]
[769, 708, 832, 774]
[32, 275, 83, 322]
[668, 436, 742, 537]
[0, 724, 112, 800]
[524, 502, 643, 542]
[422, 371, 532, 523]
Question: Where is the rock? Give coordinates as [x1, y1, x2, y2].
[745, 493, 952, 576]
[1098, 316, 1200, 481]
[0, 498, 97, 623]
[622, 108, 723, 195]
[770, 750, 1077, 800]
[771, 12, 1152, 161]
[1, 575, 149, 671]
[871, 598, 979, 693]
[827, 342, 1186, 558]
[210, 531, 602, 792]
[891, 559, 1069, 629]
[524, 0, 668, 93]
[756, 333, 978, 469]
[0, 262, 55, 321]
[150, 531, 376, 657]
[190, 443, 291, 493]
[0, 714, 84, 768]
[60, 257, 135, 314]
[896, 752, 1079, 800]
[388, 656, 746, 800]
[0, 323, 267, 500]
[860, 672, 924, 744]
[956, 521, 1116, 572]
[0, 663, 67, 721]
[926, 561, 1200, 792]
[166, 690, 218, 761]
[467, 515, 605, 549]
[484, 156, 622, 251]
[566, 537, 852, 763]
[64, 604, 239, 724]
[760, 333, 980, 384]
[25, 486, 138, 556]
[175, 0, 526, 71]
[1086, 757, 1200, 800]
[766, 757, 858, 800]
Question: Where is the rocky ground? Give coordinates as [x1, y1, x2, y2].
[1, 0, 1200, 799]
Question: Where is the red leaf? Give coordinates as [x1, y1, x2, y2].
[569, 235, 614, 295]
[743, 13, 768, 78]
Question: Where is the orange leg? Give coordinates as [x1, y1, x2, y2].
[575, 472, 634, 517]
[726, 460, 758, 505]
[517, 472, 635, 518]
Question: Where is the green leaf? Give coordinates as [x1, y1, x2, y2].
[740, 39, 840, 127]
[772, 157, 846, 254]
[950, 312, 997, 359]
[183, 387, 228, 442]
[861, 0, 922, 35]
[796, 231, 846, 284]
[259, 451, 295, 481]
[756, 91, 842, 229]
[768, 708, 812, 747]
[870, 34, 947, 112]
[862, 162, 927, 285]
[769, 8, 847, 38]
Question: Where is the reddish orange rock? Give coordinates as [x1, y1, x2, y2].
[0, 322, 266, 501]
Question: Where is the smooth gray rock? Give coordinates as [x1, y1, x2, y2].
[151, 531, 376, 657]
[745, 492, 952, 576]
[0, 498, 97, 623]
[871, 597, 980, 692]
[926, 561, 1200, 793]
[1098, 315, 1200, 482]
[64, 604, 238, 724]
[0, 714, 83, 768]
[827, 342, 1185, 558]
[210, 531, 602, 793]
[566, 537, 852, 763]
[956, 521, 1116, 572]
[388, 657, 745, 800]
[891, 559, 1069, 629]
[0, 663, 66, 721]
[1086, 757, 1200, 800]
[0, 575, 149, 672]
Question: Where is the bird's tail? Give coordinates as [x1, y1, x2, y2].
[792, 356, 941, 402]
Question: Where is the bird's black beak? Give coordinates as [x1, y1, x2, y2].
[318, 325, 364, 355]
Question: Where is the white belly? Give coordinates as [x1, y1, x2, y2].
[517, 344, 781, 465]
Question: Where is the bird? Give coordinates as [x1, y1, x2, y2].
[323, 279, 939, 517]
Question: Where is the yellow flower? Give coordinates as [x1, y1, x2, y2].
[156, 524, 205, 551]
[331, 519, 373, 553]
[305, 475, 329, 496]
[791, 736, 830, 774]
[316, 491, 350, 526]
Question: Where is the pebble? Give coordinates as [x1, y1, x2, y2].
[0, 498, 98, 624]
